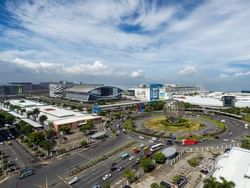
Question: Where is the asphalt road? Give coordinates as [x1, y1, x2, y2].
[1, 113, 249, 188]
[54, 149, 141, 188]
[1, 133, 130, 188]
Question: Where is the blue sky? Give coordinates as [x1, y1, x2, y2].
[0, 0, 250, 91]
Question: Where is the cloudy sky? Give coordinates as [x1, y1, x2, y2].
[0, 0, 250, 91]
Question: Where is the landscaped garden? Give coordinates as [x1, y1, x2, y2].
[144, 115, 204, 133]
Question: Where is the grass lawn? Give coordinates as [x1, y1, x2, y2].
[243, 115, 250, 123]
[200, 115, 226, 129]
[144, 116, 203, 132]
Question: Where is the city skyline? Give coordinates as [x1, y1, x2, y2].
[0, 0, 250, 91]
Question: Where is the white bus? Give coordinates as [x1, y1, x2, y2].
[150, 143, 164, 152]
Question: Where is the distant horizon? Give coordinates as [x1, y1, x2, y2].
[1, 80, 249, 93]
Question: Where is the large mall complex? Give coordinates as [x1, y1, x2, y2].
[1, 82, 250, 108]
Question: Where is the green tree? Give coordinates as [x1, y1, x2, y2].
[151, 183, 161, 188]
[124, 118, 133, 130]
[123, 169, 137, 184]
[44, 129, 56, 139]
[152, 152, 166, 164]
[218, 177, 235, 188]
[29, 132, 45, 145]
[39, 115, 48, 125]
[27, 111, 33, 119]
[80, 121, 93, 134]
[241, 138, 250, 149]
[80, 140, 88, 147]
[21, 108, 26, 115]
[60, 124, 71, 134]
[32, 108, 40, 120]
[203, 176, 235, 188]
[102, 183, 111, 188]
[140, 157, 155, 172]
[40, 140, 54, 152]
[18, 121, 33, 136]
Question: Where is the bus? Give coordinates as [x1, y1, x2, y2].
[18, 168, 34, 179]
[149, 143, 164, 152]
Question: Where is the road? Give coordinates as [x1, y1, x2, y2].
[1, 133, 131, 188]
[1, 113, 249, 188]
[0, 127, 38, 170]
[54, 149, 141, 188]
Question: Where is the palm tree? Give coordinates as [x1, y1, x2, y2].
[218, 177, 235, 188]
[16, 106, 21, 114]
[203, 176, 219, 188]
[27, 111, 33, 119]
[39, 115, 48, 125]
[32, 108, 40, 121]
[203, 176, 235, 188]
[4, 101, 10, 108]
[21, 109, 26, 115]
[33, 108, 40, 117]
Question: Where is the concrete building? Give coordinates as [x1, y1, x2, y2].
[0, 85, 23, 98]
[127, 84, 169, 101]
[49, 81, 74, 98]
[165, 84, 201, 95]
[9, 82, 49, 95]
[174, 92, 250, 107]
[213, 147, 250, 188]
[9, 82, 33, 94]
[65, 84, 123, 101]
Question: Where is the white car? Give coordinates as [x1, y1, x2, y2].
[129, 156, 135, 161]
[223, 139, 230, 142]
[139, 143, 145, 148]
[149, 140, 154, 144]
[139, 136, 145, 140]
[102, 173, 111, 181]
[68, 176, 79, 185]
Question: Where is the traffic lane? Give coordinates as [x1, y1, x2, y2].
[11, 140, 38, 166]
[1, 134, 132, 188]
[77, 155, 141, 188]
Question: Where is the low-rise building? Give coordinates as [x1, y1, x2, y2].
[213, 147, 250, 188]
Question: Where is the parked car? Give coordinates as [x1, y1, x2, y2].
[176, 176, 187, 188]
[160, 181, 171, 188]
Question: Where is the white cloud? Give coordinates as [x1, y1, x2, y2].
[178, 65, 198, 76]
[12, 58, 112, 76]
[234, 71, 250, 77]
[1, 0, 250, 89]
[131, 70, 144, 78]
[219, 73, 229, 78]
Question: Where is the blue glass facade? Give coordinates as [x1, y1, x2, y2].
[149, 84, 163, 101]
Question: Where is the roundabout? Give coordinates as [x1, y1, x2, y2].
[144, 116, 203, 133]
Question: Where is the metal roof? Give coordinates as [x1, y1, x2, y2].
[162, 147, 177, 158]
[213, 147, 250, 188]
[66, 84, 104, 93]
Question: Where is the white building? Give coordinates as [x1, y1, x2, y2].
[213, 147, 250, 188]
[7, 99, 101, 132]
[49, 82, 74, 98]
